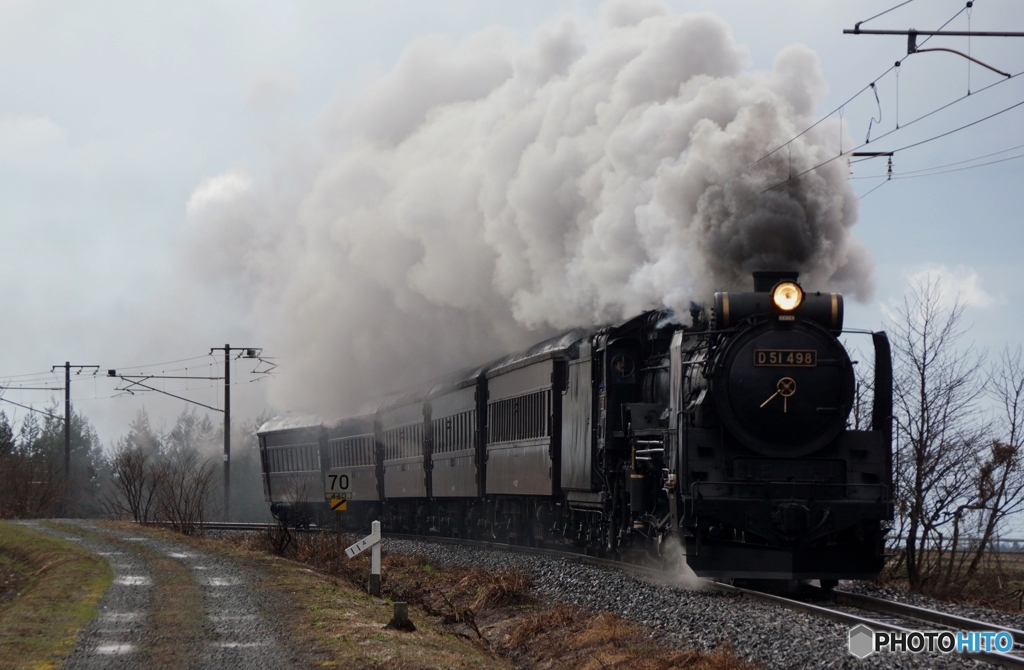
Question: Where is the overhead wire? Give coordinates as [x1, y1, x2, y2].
[0, 397, 63, 421]
[854, 0, 918, 30]
[891, 150, 1024, 178]
[858, 179, 891, 201]
[888, 96, 1024, 153]
[764, 85, 1024, 192]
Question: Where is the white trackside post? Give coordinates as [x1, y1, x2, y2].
[345, 520, 382, 597]
[370, 520, 381, 596]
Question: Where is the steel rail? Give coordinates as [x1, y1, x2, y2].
[718, 583, 1024, 668]
[832, 589, 1024, 646]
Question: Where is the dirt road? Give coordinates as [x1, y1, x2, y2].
[19, 520, 298, 670]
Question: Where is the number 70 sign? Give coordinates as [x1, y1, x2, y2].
[325, 472, 352, 500]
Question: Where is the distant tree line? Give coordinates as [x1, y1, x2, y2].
[0, 408, 103, 518]
[0, 405, 270, 531]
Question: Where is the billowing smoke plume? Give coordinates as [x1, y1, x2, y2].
[188, 1, 873, 415]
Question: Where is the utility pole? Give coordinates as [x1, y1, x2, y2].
[51, 362, 99, 516]
[224, 344, 230, 523]
[208, 345, 262, 522]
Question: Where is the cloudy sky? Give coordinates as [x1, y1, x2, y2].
[2, 0, 1022, 446]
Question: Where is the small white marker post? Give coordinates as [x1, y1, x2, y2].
[345, 520, 382, 596]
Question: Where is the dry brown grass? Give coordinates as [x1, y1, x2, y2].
[500, 604, 750, 670]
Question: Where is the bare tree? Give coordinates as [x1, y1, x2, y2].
[962, 346, 1024, 576]
[153, 444, 217, 535]
[151, 409, 219, 534]
[103, 410, 163, 522]
[889, 274, 987, 590]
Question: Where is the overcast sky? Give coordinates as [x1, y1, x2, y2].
[1, 0, 1022, 446]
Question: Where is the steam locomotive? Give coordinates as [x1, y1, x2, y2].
[258, 271, 893, 583]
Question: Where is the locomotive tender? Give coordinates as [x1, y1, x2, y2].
[258, 271, 893, 583]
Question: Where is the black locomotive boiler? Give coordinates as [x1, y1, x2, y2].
[258, 271, 893, 584]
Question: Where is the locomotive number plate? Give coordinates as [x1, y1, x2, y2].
[753, 349, 817, 367]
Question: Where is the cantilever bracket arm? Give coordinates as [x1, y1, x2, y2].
[107, 374, 225, 413]
[911, 47, 1011, 77]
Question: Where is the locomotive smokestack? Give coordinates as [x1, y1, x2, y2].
[753, 271, 799, 293]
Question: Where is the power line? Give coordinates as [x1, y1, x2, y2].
[109, 354, 216, 372]
[889, 97, 1024, 153]
[891, 150, 1024, 178]
[859, 179, 891, 201]
[0, 397, 63, 422]
[763, 93, 1024, 192]
[852, 0, 917, 32]
[0, 370, 67, 382]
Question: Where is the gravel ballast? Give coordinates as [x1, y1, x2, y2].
[383, 537, 994, 669]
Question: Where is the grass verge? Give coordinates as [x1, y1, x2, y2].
[0, 521, 112, 670]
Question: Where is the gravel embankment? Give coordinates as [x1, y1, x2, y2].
[384, 538, 991, 669]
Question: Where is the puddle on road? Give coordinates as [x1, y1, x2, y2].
[114, 576, 152, 586]
[96, 551, 125, 556]
[213, 642, 269, 648]
[100, 612, 143, 622]
[95, 643, 136, 655]
[168, 552, 193, 559]
[207, 577, 239, 587]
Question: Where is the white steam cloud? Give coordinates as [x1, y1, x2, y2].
[189, 2, 873, 415]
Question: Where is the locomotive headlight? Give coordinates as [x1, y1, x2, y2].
[772, 281, 803, 311]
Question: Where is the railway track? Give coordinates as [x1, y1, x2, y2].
[718, 583, 1024, 667]
[190, 520, 1024, 666]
